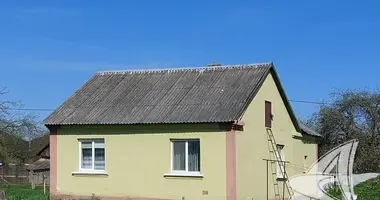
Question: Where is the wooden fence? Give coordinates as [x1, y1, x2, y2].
[29, 171, 50, 186]
[0, 164, 29, 184]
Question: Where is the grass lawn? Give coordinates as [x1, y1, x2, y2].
[354, 175, 380, 200]
[327, 175, 380, 200]
[0, 184, 49, 200]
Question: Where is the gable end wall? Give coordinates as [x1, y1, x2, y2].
[235, 72, 317, 200]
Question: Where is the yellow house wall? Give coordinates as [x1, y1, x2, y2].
[235, 72, 318, 200]
[292, 136, 317, 174]
[56, 124, 227, 200]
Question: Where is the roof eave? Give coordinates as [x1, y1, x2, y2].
[269, 66, 302, 133]
[299, 123, 322, 137]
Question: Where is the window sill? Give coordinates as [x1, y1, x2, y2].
[164, 172, 203, 178]
[72, 171, 108, 176]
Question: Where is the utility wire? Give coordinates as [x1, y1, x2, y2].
[289, 99, 330, 105]
[4, 99, 330, 112]
[7, 108, 54, 111]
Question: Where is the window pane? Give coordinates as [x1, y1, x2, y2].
[94, 140, 104, 148]
[94, 148, 105, 170]
[81, 142, 92, 169]
[173, 141, 186, 171]
[188, 140, 200, 171]
[276, 145, 284, 160]
[81, 141, 92, 148]
[276, 145, 285, 177]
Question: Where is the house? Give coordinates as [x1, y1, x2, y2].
[43, 62, 320, 200]
[28, 134, 50, 161]
[27, 135, 50, 186]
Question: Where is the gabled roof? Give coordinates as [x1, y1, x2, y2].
[29, 134, 49, 157]
[44, 62, 318, 136]
[27, 158, 50, 172]
[37, 144, 49, 158]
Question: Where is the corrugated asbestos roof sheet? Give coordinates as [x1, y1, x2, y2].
[44, 63, 272, 125]
[43, 62, 321, 137]
[299, 123, 321, 137]
[27, 158, 50, 172]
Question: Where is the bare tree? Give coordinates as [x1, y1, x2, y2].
[0, 86, 43, 164]
[310, 89, 380, 173]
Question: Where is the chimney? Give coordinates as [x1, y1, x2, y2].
[207, 62, 222, 67]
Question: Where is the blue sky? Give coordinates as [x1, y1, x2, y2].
[1, 0, 379, 123]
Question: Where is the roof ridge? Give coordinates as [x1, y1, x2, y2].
[96, 62, 273, 75]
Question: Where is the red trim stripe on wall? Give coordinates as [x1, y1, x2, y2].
[49, 128, 58, 195]
[226, 129, 236, 200]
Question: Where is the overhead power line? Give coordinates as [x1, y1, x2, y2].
[7, 108, 54, 111]
[289, 100, 330, 105]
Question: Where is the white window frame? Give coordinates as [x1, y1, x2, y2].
[276, 144, 285, 178]
[78, 139, 106, 173]
[168, 139, 202, 177]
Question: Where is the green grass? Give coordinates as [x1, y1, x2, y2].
[326, 175, 380, 200]
[0, 184, 49, 200]
[355, 175, 380, 200]
[325, 184, 342, 199]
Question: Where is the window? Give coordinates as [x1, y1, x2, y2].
[79, 139, 105, 171]
[265, 101, 272, 128]
[171, 139, 200, 174]
[276, 144, 285, 178]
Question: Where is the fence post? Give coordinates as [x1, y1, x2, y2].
[43, 174, 46, 194]
[1, 163, 4, 181]
[30, 170, 35, 189]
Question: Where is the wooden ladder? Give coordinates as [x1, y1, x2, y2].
[266, 127, 294, 200]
